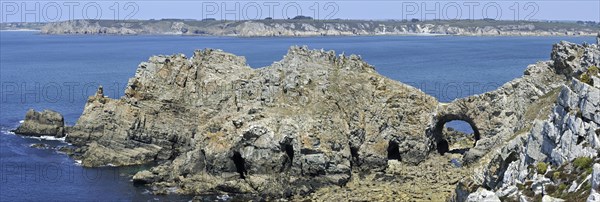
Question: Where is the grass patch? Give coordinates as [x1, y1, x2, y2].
[557, 183, 568, 193]
[580, 65, 599, 85]
[553, 171, 561, 181]
[525, 87, 562, 121]
[574, 157, 593, 170]
[537, 162, 548, 174]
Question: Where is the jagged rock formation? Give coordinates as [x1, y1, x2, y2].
[12, 35, 600, 200]
[39, 19, 600, 37]
[428, 58, 567, 162]
[12, 109, 65, 137]
[65, 46, 438, 196]
[453, 36, 600, 201]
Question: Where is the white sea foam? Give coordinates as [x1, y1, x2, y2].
[27, 135, 66, 142]
[217, 194, 231, 201]
[166, 187, 178, 194]
[74, 160, 82, 166]
[19, 120, 24, 124]
[0, 127, 16, 135]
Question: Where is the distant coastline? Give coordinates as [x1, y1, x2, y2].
[0, 29, 40, 32]
[2, 19, 599, 37]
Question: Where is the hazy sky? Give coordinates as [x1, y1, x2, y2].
[1, 1, 599, 22]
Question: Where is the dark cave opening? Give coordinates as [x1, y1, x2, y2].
[283, 143, 295, 166]
[387, 140, 401, 160]
[437, 139, 450, 155]
[577, 135, 585, 144]
[350, 146, 359, 160]
[231, 152, 247, 179]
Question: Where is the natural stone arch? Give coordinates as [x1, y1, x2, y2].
[429, 113, 481, 155]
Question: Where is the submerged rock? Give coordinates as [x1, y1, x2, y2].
[29, 143, 51, 149]
[13, 109, 65, 137]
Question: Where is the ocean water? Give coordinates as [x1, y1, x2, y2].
[0, 31, 595, 201]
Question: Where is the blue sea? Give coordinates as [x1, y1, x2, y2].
[0, 31, 595, 201]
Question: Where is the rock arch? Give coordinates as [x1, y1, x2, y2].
[429, 113, 481, 154]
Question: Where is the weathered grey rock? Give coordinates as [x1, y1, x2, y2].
[589, 192, 600, 202]
[132, 170, 157, 185]
[524, 78, 600, 166]
[466, 188, 500, 202]
[568, 181, 579, 192]
[542, 195, 565, 202]
[453, 40, 600, 199]
[13, 109, 65, 137]
[531, 175, 553, 195]
[593, 76, 600, 88]
[552, 41, 600, 77]
[496, 185, 518, 198]
[520, 195, 531, 202]
[592, 163, 600, 191]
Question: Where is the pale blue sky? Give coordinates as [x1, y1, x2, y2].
[1, 1, 599, 22]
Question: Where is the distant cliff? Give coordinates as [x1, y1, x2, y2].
[37, 19, 600, 37]
[0, 22, 45, 31]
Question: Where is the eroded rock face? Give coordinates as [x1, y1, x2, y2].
[12, 109, 65, 137]
[429, 40, 600, 167]
[458, 38, 600, 201]
[64, 46, 438, 196]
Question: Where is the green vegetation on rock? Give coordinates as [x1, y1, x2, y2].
[574, 157, 593, 170]
[580, 73, 592, 85]
[580, 65, 599, 85]
[553, 171, 561, 181]
[537, 162, 548, 174]
[588, 65, 599, 76]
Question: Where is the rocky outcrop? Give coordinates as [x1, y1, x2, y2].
[63, 46, 438, 196]
[40, 19, 600, 37]
[12, 109, 65, 137]
[428, 58, 566, 164]
[12, 36, 600, 200]
[452, 39, 600, 201]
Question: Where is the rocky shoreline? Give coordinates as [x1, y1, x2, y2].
[32, 19, 600, 37]
[13, 34, 600, 201]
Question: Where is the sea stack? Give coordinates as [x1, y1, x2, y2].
[12, 109, 65, 138]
